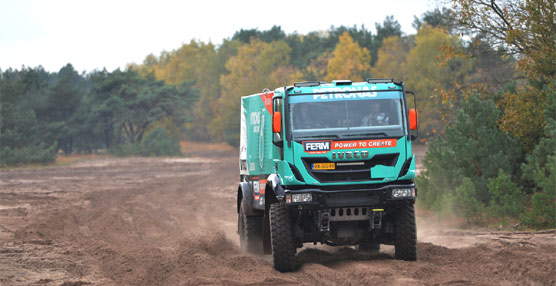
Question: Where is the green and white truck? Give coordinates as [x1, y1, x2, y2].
[237, 79, 419, 272]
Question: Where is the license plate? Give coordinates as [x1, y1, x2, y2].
[312, 163, 335, 170]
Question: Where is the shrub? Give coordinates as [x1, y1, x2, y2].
[520, 156, 556, 228]
[110, 127, 182, 157]
[417, 92, 522, 210]
[453, 178, 485, 224]
[0, 142, 57, 167]
[519, 86, 556, 228]
[110, 142, 142, 157]
[140, 127, 182, 156]
[487, 169, 525, 220]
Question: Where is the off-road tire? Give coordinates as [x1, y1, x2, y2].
[394, 202, 417, 261]
[270, 202, 297, 272]
[238, 201, 263, 255]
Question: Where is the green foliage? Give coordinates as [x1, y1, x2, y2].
[487, 169, 525, 220]
[232, 26, 286, 44]
[519, 86, 556, 228]
[140, 127, 182, 156]
[521, 83, 556, 180]
[1, 66, 197, 165]
[110, 142, 142, 157]
[412, 8, 456, 33]
[453, 178, 485, 223]
[375, 15, 402, 44]
[111, 127, 182, 157]
[520, 156, 556, 228]
[43, 64, 88, 155]
[0, 67, 60, 166]
[0, 143, 57, 166]
[417, 92, 522, 211]
[89, 69, 198, 149]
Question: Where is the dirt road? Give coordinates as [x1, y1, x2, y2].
[1, 152, 554, 285]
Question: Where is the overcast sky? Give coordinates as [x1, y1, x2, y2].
[1, 0, 439, 73]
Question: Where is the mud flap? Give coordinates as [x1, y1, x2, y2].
[262, 209, 272, 254]
[239, 182, 261, 216]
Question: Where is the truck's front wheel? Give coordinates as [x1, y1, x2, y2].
[270, 202, 297, 272]
[238, 201, 263, 255]
[394, 202, 417, 261]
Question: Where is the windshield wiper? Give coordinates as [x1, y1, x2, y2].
[298, 134, 340, 139]
[343, 132, 388, 138]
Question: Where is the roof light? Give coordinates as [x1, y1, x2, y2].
[332, 80, 352, 86]
[366, 78, 393, 84]
[294, 81, 323, 87]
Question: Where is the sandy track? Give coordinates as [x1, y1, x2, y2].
[1, 152, 554, 285]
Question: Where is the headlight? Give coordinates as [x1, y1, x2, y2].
[287, 193, 313, 203]
[391, 188, 415, 198]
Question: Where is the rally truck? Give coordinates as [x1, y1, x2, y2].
[237, 79, 419, 272]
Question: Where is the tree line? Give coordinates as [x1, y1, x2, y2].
[1, 66, 197, 165]
[415, 0, 555, 229]
[1, 1, 554, 227]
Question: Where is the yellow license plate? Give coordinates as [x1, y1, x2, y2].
[312, 163, 335, 170]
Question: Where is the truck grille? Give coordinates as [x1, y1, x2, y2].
[302, 154, 399, 183]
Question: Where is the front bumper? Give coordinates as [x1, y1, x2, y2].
[283, 182, 416, 209]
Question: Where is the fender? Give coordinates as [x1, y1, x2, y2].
[267, 173, 285, 201]
[237, 182, 263, 216]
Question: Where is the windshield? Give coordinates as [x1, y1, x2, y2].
[288, 92, 406, 140]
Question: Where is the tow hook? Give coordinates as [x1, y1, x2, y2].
[320, 210, 330, 232]
[370, 208, 384, 229]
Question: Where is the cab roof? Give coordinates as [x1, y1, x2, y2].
[289, 79, 403, 95]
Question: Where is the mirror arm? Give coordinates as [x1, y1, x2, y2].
[406, 91, 418, 140]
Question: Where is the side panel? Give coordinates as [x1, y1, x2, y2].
[240, 92, 275, 211]
[245, 92, 274, 176]
[239, 99, 248, 176]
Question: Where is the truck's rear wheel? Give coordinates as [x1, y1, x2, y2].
[394, 202, 417, 261]
[270, 202, 297, 272]
[238, 201, 263, 255]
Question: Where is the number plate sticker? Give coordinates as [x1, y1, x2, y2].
[312, 163, 335, 170]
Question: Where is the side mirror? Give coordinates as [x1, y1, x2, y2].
[273, 111, 282, 133]
[409, 109, 418, 130]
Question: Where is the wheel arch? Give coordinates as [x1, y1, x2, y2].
[237, 181, 261, 216]
[265, 173, 284, 209]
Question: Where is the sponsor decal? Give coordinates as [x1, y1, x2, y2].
[312, 86, 377, 100]
[259, 179, 267, 194]
[259, 92, 273, 114]
[303, 139, 397, 154]
[253, 179, 267, 201]
[303, 141, 332, 154]
[332, 139, 396, 149]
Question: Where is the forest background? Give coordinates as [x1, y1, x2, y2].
[1, 0, 554, 228]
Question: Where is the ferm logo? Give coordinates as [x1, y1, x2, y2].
[303, 141, 331, 154]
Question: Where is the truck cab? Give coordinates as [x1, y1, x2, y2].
[237, 79, 418, 272]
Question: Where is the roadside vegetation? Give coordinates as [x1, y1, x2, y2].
[1, 0, 553, 228]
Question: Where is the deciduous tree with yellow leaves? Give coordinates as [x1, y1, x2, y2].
[325, 32, 371, 82]
[211, 39, 302, 145]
